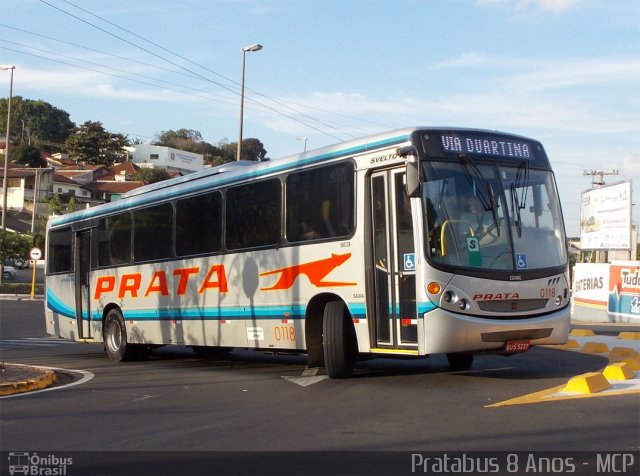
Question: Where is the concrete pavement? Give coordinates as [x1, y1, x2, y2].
[1, 310, 637, 397]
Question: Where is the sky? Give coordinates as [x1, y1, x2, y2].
[1, 0, 638, 237]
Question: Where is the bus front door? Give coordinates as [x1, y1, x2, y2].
[370, 169, 418, 350]
[74, 230, 92, 340]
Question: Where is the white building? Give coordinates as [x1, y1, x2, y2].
[125, 145, 203, 175]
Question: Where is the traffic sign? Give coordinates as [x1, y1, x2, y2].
[29, 247, 42, 260]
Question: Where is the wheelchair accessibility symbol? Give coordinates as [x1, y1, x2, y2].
[516, 253, 528, 270]
[404, 253, 416, 272]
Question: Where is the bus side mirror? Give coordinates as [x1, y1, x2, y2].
[398, 146, 421, 197]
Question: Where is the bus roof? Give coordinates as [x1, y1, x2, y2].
[47, 126, 538, 229]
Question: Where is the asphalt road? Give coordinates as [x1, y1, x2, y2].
[0, 300, 638, 475]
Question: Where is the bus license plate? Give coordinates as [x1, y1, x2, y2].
[504, 340, 530, 353]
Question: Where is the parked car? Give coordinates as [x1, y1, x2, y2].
[4, 255, 29, 269]
[3, 265, 18, 280]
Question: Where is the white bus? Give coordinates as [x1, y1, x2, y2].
[45, 127, 570, 378]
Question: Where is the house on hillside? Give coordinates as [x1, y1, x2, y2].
[0, 163, 54, 213]
[86, 180, 146, 202]
[1, 158, 148, 232]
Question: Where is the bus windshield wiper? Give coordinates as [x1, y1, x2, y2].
[514, 160, 530, 210]
[459, 154, 500, 234]
[488, 182, 500, 237]
[511, 184, 523, 237]
[511, 160, 530, 238]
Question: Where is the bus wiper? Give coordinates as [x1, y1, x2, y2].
[514, 160, 530, 211]
[511, 160, 530, 238]
[511, 184, 523, 238]
[459, 154, 500, 233]
[488, 183, 500, 237]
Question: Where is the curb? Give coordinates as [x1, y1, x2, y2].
[0, 364, 57, 396]
[0, 294, 44, 301]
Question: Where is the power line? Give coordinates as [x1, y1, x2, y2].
[0, 45, 344, 136]
[39, 0, 347, 141]
[0, 23, 204, 82]
[59, 0, 364, 133]
[0, 45, 232, 105]
[0, 38, 236, 101]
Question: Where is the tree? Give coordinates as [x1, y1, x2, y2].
[154, 129, 223, 163]
[11, 145, 47, 168]
[241, 138, 268, 161]
[65, 121, 128, 165]
[0, 231, 32, 284]
[44, 193, 66, 215]
[132, 168, 171, 184]
[217, 139, 237, 163]
[153, 130, 269, 164]
[155, 129, 203, 149]
[0, 96, 75, 151]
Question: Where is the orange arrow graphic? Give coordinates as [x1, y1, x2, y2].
[260, 253, 357, 291]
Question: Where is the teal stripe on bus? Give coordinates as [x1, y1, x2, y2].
[47, 288, 434, 322]
[46, 289, 76, 318]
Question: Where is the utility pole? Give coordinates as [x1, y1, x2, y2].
[583, 169, 619, 187]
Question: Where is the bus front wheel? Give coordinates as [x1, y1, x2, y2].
[104, 308, 136, 362]
[323, 301, 356, 378]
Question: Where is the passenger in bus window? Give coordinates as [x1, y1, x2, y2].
[299, 221, 321, 240]
[321, 199, 335, 236]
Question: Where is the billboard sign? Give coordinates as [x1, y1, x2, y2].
[580, 181, 632, 250]
[572, 263, 609, 310]
[608, 261, 640, 320]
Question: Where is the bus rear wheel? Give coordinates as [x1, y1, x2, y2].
[446, 352, 474, 370]
[104, 308, 137, 362]
[323, 301, 356, 378]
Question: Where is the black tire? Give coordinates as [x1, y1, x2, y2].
[446, 352, 474, 370]
[323, 301, 356, 378]
[104, 308, 137, 362]
[3, 271, 11, 280]
[191, 346, 233, 359]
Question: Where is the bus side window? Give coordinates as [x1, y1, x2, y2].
[285, 162, 354, 243]
[226, 178, 281, 250]
[134, 203, 173, 262]
[176, 191, 222, 256]
[47, 227, 73, 273]
[102, 213, 132, 266]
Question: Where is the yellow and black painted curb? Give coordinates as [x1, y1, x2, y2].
[0, 364, 57, 396]
[487, 330, 640, 407]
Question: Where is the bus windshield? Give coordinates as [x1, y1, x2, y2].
[421, 159, 567, 272]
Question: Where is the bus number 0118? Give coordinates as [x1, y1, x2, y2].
[275, 326, 296, 342]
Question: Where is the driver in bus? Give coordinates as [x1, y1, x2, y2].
[459, 192, 490, 237]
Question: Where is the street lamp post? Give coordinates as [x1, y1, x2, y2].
[1, 64, 15, 231]
[237, 43, 262, 161]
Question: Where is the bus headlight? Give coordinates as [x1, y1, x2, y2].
[458, 299, 468, 311]
[443, 290, 457, 303]
[555, 296, 562, 306]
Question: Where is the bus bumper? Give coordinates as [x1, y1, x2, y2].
[421, 305, 570, 355]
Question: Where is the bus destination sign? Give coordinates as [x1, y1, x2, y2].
[439, 133, 535, 160]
